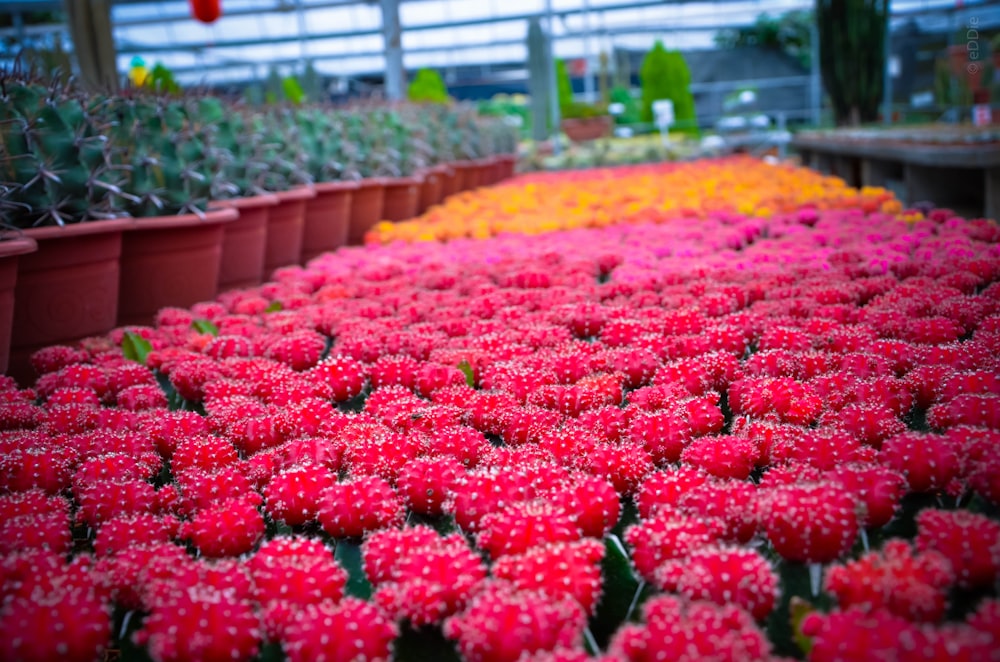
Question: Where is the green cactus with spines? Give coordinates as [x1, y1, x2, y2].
[0, 73, 129, 227]
[295, 107, 358, 183]
[104, 93, 223, 217]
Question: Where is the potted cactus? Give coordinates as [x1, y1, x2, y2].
[104, 92, 238, 326]
[211, 108, 282, 291]
[295, 106, 360, 263]
[0, 74, 136, 382]
[375, 108, 428, 223]
[0, 74, 243, 380]
[0, 233, 36, 374]
[247, 107, 315, 278]
[411, 104, 460, 211]
[343, 107, 426, 244]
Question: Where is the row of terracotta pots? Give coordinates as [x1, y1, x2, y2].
[0, 155, 517, 385]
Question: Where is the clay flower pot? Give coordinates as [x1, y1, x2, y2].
[117, 207, 238, 327]
[417, 166, 447, 214]
[0, 236, 37, 376]
[216, 193, 280, 293]
[479, 157, 503, 186]
[451, 160, 480, 193]
[348, 178, 387, 245]
[381, 175, 424, 222]
[495, 153, 518, 181]
[301, 180, 359, 264]
[10, 218, 133, 385]
[561, 116, 613, 142]
[265, 187, 315, 279]
[439, 165, 459, 200]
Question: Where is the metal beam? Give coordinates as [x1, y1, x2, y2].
[381, 0, 404, 100]
[114, 0, 789, 55]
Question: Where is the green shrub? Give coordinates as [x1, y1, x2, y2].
[639, 41, 699, 135]
[407, 68, 450, 104]
[609, 86, 640, 124]
[556, 59, 607, 119]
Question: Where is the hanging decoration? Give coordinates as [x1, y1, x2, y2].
[189, 0, 222, 24]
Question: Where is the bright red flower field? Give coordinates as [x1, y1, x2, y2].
[1, 160, 999, 662]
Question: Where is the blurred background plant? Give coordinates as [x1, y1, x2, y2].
[407, 67, 450, 104]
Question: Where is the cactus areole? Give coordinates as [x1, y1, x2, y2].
[189, 0, 221, 23]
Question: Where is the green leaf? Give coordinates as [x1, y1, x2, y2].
[264, 301, 283, 313]
[589, 533, 648, 648]
[457, 360, 475, 388]
[122, 331, 153, 364]
[790, 596, 816, 656]
[191, 319, 219, 336]
[394, 623, 461, 662]
[255, 642, 285, 662]
[335, 539, 372, 600]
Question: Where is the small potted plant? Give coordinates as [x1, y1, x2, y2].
[560, 100, 613, 143]
[105, 92, 238, 327]
[294, 107, 360, 264]
[0, 75, 240, 377]
[211, 107, 284, 291]
[0, 74, 137, 382]
[555, 60, 612, 143]
[372, 107, 427, 223]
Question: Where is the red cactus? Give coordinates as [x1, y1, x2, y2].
[761, 481, 859, 564]
[654, 545, 778, 621]
[609, 595, 774, 662]
[263, 462, 337, 526]
[135, 585, 262, 662]
[492, 539, 605, 614]
[316, 475, 404, 539]
[825, 539, 955, 622]
[681, 435, 758, 480]
[879, 432, 962, 494]
[477, 500, 582, 559]
[283, 598, 398, 662]
[444, 582, 587, 662]
[915, 509, 1000, 589]
[625, 508, 725, 582]
[179, 497, 265, 558]
[368, 531, 487, 626]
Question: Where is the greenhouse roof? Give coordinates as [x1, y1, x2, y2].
[1, 0, 994, 86]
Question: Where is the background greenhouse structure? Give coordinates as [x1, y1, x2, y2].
[1, 0, 999, 133]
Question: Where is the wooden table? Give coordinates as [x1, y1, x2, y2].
[792, 134, 1000, 221]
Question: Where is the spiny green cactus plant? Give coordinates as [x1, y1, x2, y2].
[103, 92, 224, 217]
[344, 106, 428, 178]
[0, 71, 231, 226]
[0, 73, 129, 228]
[293, 107, 359, 183]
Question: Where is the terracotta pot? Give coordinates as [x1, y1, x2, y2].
[451, 160, 480, 193]
[265, 187, 315, 278]
[0, 237, 37, 377]
[347, 178, 387, 245]
[381, 175, 423, 222]
[479, 157, 502, 186]
[301, 180, 358, 264]
[439, 165, 459, 200]
[117, 208, 238, 327]
[10, 219, 133, 386]
[495, 154, 518, 181]
[216, 193, 279, 293]
[561, 116, 613, 142]
[418, 166, 446, 213]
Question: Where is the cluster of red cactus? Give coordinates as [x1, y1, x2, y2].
[1, 186, 999, 662]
